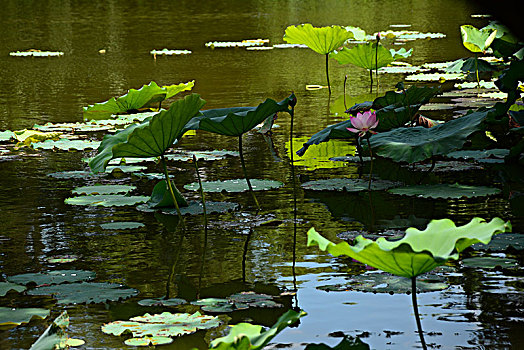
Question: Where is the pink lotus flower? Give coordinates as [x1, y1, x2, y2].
[347, 111, 378, 137]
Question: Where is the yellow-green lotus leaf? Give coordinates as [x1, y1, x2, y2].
[283, 24, 355, 54]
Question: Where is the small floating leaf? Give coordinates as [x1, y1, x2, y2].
[7, 270, 95, 286]
[137, 201, 238, 216]
[405, 73, 465, 82]
[301, 178, 400, 192]
[0, 130, 15, 142]
[472, 233, 524, 251]
[28, 282, 139, 304]
[125, 336, 173, 346]
[462, 256, 519, 269]
[446, 149, 509, 160]
[47, 171, 99, 179]
[65, 194, 149, 207]
[100, 222, 145, 230]
[47, 256, 78, 264]
[72, 184, 136, 195]
[0, 307, 49, 330]
[138, 298, 186, 307]
[0, 282, 26, 296]
[388, 183, 500, 198]
[150, 49, 191, 55]
[205, 39, 269, 48]
[10, 50, 63, 57]
[32, 139, 101, 151]
[184, 179, 284, 192]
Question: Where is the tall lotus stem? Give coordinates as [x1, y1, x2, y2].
[411, 277, 428, 350]
[475, 53, 480, 90]
[325, 54, 331, 94]
[194, 154, 208, 299]
[366, 137, 373, 190]
[375, 34, 380, 92]
[239, 134, 261, 211]
[343, 75, 348, 110]
[369, 69, 374, 93]
[161, 155, 184, 226]
[165, 230, 184, 299]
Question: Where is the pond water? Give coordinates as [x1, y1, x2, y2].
[1, 1, 523, 349]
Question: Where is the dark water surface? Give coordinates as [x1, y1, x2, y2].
[1, 1, 523, 349]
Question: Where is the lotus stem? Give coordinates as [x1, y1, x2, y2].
[165, 230, 184, 299]
[369, 69, 373, 93]
[355, 135, 364, 165]
[242, 229, 252, 282]
[161, 155, 184, 226]
[193, 155, 207, 231]
[375, 36, 380, 92]
[239, 134, 261, 211]
[475, 54, 480, 91]
[325, 54, 331, 94]
[343, 75, 348, 110]
[366, 137, 373, 190]
[411, 277, 428, 350]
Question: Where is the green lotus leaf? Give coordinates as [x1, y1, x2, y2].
[137, 200, 238, 216]
[330, 43, 395, 70]
[13, 129, 61, 143]
[72, 184, 136, 195]
[367, 107, 491, 163]
[165, 150, 239, 162]
[446, 149, 509, 160]
[205, 39, 268, 48]
[317, 272, 449, 293]
[148, 180, 188, 208]
[210, 309, 306, 350]
[378, 66, 428, 74]
[34, 122, 112, 133]
[29, 311, 69, 350]
[184, 179, 284, 192]
[446, 57, 495, 73]
[47, 256, 78, 264]
[28, 282, 139, 304]
[301, 178, 400, 192]
[394, 31, 446, 40]
[304, 336, 370, 350]
[185, 94, 294, 136]
[460, 25, 497, 53]
[0, 282, 26, 296]
[390, 47, 413, 58]
[283, 24, 355, 54]
[482, 22, 522, 57]
[125, 336, 173, 346]
[0, 130, 15, 142]
[138, 298, 187, 307]
[83, 81, 194, 120]
[191, 298, 235, 313]
[419, 103, 455, 111]
[495, 59, 524, 94]
[455, 80, 497, 89]
[64, 194, 149, 207]
[150, 48, 191, 55]
[462, 256, 519, 269]
[106, 165, 148, 173]
[307, 217, 510, 278]
[406, 160, 483, 172]
[10, 50, 63, 57]
[102, 311, 219, 339]
[388, 183, 500, 198]
[0, 307, 50, 330]
[472, 233, 524, 251]
[191, 292, 282, 313]
[32, 139, 101, 151]
[405, 73, 465, 82]
[7, 270, 95, 286]
[100, 221, 145, 230]
[47, 170, 99, 179]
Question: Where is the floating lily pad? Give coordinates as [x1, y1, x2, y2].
[205, 39, 269, 48]
[13, 129, 61, 144]
[106, 165, 148, 173]
[472, 233, 524, 251]
[47, 171, 99, 179]
[101, 311, 219, 339]
[462, 256, 519, 269]
[421, 61, 454, 70]
[10, 50, 63, 57]
[301, 178, 400, 192]
[7, 270, 95, 286]
[28, 282, 139, 304]
[32, 139, 101, 151]
[405, 73, 465, 82]
[184, 179, 283, 192]
[191, 292, 282, 313]
[378, 66, 430, 74]
[0, 307, 50, 330]
[125, 336, 173, 346]
[72, 184, 136, 195]
[191, 298, 235, 313]
[0, 130, 14, 141]
[166, 150, 238, 162]
[65, 194, 149, 207]
[100, 222, 145, 230]
[246, 46, 274, 51]
[47, 256, 78, 264]
[479, 92, 510, 99]
[455, 80, 497, 89]
[388, 183, 501, 198]
[404, 161, 484, 172]
[272, 43, 309, 48]
[138, 298, 187, 307]
[397, 32, 446, 40]
[446, 149, 509, 160]
[137, 200, 238, 216]
[0, 282, 26, 296]
[419, 103, 455, 111]
[150, 49, 191, 55]
[34, 122, 112, 133]
[317, 272, 449, 293]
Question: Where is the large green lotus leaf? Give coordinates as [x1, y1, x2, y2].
[307, 217, 510, 278]
[0, 130, 14, 141]
[283, 24, 355, 54]
[210, 309, 305, 350]
[83, 81, 195, 120]
[301, 178, 400, 192]
[111, 94, 205, 157]
[7, 270, 95, 286]
[460, 25, 497, 53]
[330, 43, 394, 70]
[32, 139, 101, 151]
[138, 298, 187, 307]
[317, 273, 449, 293]
[184, 179, 283, 192]
[0, 307, 50, 330]
[185, 94, 294, 136]
[446, 57, 495, 73]
[28, 282, 139, 304]
[29, 311, 70, 350]
[0, 282, 26, 296]
[368, 107, 490, 163]
[100, 221, 145, 230]
[64, 194, 149, 207]
[388, 183, 500, 198]
[124, 336, 173, 347]
[462, 256, 519, 269]
[102, 311, 219, 338]
[72, 184, 136, 195]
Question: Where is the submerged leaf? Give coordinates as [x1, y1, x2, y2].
[388, 183, 500, 198]
[28, 282, 139, 304]
[100, 222, 145, 230]
[307, 218, 510, 278]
